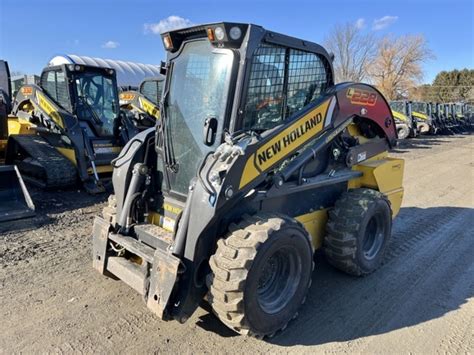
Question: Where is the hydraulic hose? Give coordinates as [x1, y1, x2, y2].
[117, 163, 147, 229]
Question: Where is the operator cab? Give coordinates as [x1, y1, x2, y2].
[411, 101, 428, 115]
[389, 101, 408, 115]
[40, 64, 120, 138]
[159, 22, 333, 199]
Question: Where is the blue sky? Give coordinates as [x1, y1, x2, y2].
[0, 0, 472, 83]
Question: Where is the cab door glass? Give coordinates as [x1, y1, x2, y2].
[242, 44, 286, 130]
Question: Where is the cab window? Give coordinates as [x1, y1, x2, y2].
[140, 79, 163, 105]
[242, 44, 330, 131]
[40, 69, 71, 111]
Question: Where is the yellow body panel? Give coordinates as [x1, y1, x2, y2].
[88, 165, 114, 174]
[7, 116, 35, 135]
[412, 111, 428, 120]
[56, 147, 77, 165]
[56, 147, 115, 174]
[348, 155, 404, 217]
[239, 99, 331, 188]
[138, 97, 160, 119]
[295, 209, 328, 249]
[392, 110, 408, 122]
[294, 150, 404, 249]
[36, 91, 64, 128]
[147, 210, 177, 232]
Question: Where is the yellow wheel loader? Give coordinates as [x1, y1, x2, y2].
[0, 60, 35, 222]
[4, 62, 137, 193]
[119, 76, 164, 141]
[91, 22, 404, 337]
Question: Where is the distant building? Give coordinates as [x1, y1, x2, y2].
[11, 75, 40, 96]
[48, 54, 162, 89]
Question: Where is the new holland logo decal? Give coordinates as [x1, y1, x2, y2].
[239, 99, 331, 188]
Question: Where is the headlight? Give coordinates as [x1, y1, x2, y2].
[163, 34, 173, 50]
[75, 65, 82, 71]
[214, 26, 225, 41]
[229, 26, 242, 40]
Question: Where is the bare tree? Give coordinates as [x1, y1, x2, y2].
[324, 22, 377, 83]
[368, 35, 434, 100]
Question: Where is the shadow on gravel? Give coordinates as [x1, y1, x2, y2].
[195, 206, 474, 345]
[392, 135, 465, 153]
[0, 187, 107, 234]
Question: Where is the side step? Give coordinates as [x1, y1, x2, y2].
[134, 223, 173, 250]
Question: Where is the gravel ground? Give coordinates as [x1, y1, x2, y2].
[0, 134, 473, 354]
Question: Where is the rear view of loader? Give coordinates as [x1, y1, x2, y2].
[91, 22, 404, 337]
[0, 60, 35, 222]
[409, 101, 437, 134]
[390, 100, 414, 139]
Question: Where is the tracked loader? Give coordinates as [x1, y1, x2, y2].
[119, 76, 164, 141]
[0, 60, 35, 222]
[389, 100, 414, 139]
[4, 63, 134, 193]
[91, 22, 404, 337]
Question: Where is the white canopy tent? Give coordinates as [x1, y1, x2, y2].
[48, 54, 162, 88]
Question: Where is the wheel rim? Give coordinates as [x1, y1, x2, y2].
[257, 245, 302, 314]
[362, 213, 385, 260]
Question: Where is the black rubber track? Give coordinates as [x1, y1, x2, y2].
[7, 135, 77, 189]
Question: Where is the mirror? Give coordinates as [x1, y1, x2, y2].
[160, 61, 167, 75]
[203, 117, 218, 146]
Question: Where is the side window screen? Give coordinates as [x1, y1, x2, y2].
[41, 71, 57, 101]
[40, 70, 70, 111]
[140, 80, 162, 105]
[55, 71, 70, 111]
[242, 45, 330, 131]
[242, 44, 286, 130]
[157, 81, 163, 102]
[287, 49, 329, 117]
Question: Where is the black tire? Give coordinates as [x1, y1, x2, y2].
[324, 188, 392, 276]
[396, 124, 410, 140]
[209, 213, 314, 337]
[409, 126, 418, 138]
